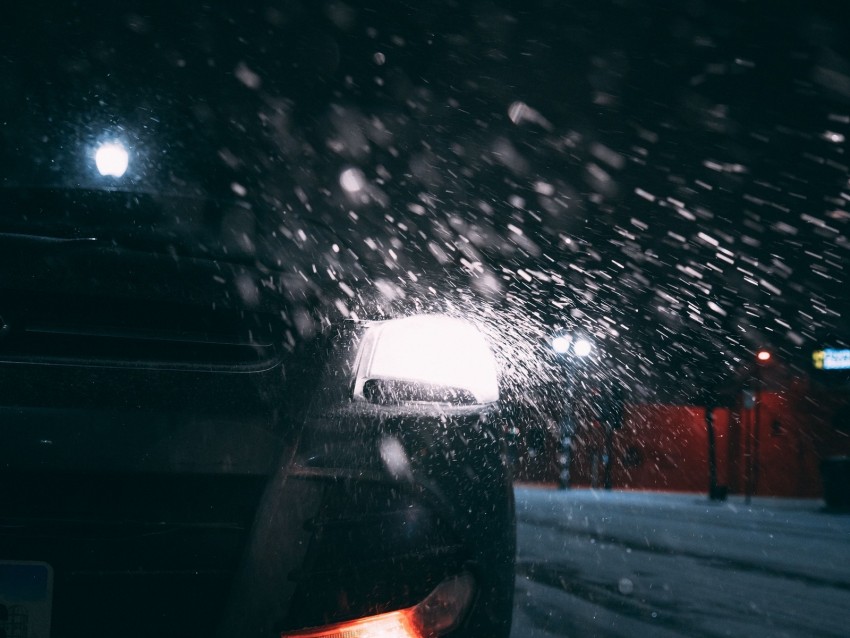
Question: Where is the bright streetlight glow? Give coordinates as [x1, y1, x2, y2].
[756, 350, 771, 362]
[573, 338, 593, 358]
[552, 335, 572, 354]
[339, 167, 366, 193]
[94, 142, 129, 177]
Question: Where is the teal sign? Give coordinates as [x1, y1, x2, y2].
[813, 349, 850, 371]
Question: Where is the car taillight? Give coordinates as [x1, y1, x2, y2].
[280, 609, 417, 638]
[281, 572, 476, 638]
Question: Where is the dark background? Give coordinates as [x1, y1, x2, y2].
[2, 0, 849, 400]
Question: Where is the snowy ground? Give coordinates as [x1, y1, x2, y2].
[510, 487, 850, 638]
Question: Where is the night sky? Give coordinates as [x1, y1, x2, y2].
[2, 0, 849, 398]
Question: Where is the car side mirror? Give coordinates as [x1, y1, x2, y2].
[361, 378, 478, 406]
[352, 315, 499, 407]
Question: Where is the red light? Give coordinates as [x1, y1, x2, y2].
[281, 609, 421, 638]
[281, 573, 475, 638]
[756, 350, 771, 362]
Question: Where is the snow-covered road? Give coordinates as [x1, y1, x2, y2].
[510, 487, 850, 637]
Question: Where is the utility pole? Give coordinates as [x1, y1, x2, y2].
[743, 399, 752, 505]
[602, 381, 624, 491]
[745, 349, 771, 504]
[706, 405, 719, 498]
[753, 362, 762, 496]
[700, 378, 728, 502]
[550, 332, 594, 489]
[557, 406, 573, 490]
[603, 421, 614, 490]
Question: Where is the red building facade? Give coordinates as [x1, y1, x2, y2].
[515, 375, 850, 498]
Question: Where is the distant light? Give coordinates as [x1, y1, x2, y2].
[823, 131, 845, 144]
[94, 142, 129, 177]
[507, 101, 553, 130]
[813, 348, 850, 371]
[756, 350, 771, 362]
[552, 335, 572, 354]
[340, 167, 366, 193]
[573, 338, 593, 358]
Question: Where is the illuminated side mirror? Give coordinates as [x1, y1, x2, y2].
[353, 315, 499, 406]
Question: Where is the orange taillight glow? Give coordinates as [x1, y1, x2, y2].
[281, 608, 421, 638]
[281, 573, 476, 638]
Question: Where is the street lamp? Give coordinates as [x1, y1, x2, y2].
[551, 335, 572, 354]
[94, 141, 130, 177]
[551, 334, 593, 358]
[550, 333, 598, 489]
[573, 338, 593, 358]
[551, 333, 589, 489]
[745, 348, 772, 504]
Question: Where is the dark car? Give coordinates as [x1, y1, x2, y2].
[0, 2, 515, 637]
